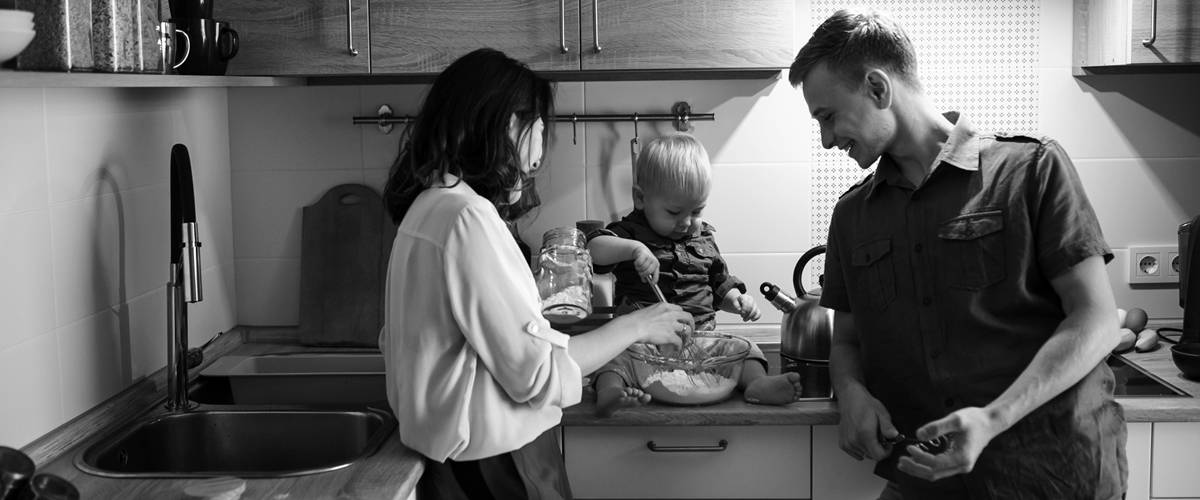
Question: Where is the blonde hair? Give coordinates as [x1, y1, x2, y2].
[634, 134, 712, 199]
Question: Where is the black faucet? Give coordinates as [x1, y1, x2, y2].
[167, 144, 203, 411]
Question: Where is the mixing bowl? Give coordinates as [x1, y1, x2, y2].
[0, 28, 35, 64]
[626, 332, 751, 406]
[1171, 342, 1200, 381]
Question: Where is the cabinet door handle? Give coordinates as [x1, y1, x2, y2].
[1142, 0, 1158, 47]
[559, 0, 569, 53]
[346, 0, 359, 56]
[591, 0, 602, 53]
[646, 439, 728, 453]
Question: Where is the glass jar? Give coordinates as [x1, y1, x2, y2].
[535, 227, 593, 324]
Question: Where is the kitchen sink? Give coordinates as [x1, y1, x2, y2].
[191, 353, 386, 406]
[75, 408, 395, 478]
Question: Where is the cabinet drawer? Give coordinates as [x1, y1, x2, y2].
[564, 425, 811, 499]
[1151, 422, 1200, 498]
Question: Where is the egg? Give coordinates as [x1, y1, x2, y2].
[1124, 307, 1149, 334]
[1116, 308, 1127, 328]
[1114, 328, 1137, 353]
[1135, 328, 1160, 352]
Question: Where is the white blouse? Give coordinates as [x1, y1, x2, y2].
[380, 174, 583, 462]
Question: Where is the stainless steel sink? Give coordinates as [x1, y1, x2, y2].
[192, 353, 386, 406]
[75, 408, 395, 478]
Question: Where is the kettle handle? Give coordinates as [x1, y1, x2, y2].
[793, 245, 827, 297]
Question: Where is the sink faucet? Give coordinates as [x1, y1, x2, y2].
[167, 144, 202, 411]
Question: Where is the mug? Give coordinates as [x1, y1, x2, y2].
[16, 474, 78, 500]
[158, 21, 191, 74]
[0, 446, 34, 500]
[172, 18, 239, 76]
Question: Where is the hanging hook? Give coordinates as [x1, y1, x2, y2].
[630, 113, 640, 169]
[571, 114, 578, 145]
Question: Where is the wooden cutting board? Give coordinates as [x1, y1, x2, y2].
[298, 184, 397, 347]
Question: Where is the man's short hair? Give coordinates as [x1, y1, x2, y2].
[789, 9, 920, 90]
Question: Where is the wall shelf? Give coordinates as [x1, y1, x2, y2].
[0, 70, 306, 88]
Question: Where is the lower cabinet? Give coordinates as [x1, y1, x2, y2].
[563, 425, 811, 499]
[811, 426, 887, 500]
[1150, 422, 1200, 499]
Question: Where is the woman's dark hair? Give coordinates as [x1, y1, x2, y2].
[384, 48, 554, 224]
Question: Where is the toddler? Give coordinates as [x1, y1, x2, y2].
[586, 134, 802, 416]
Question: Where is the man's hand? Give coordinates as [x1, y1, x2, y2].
[896, 407, 1003, 481]
[837, 384, 899, 461]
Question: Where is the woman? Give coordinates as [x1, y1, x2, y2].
[380, 48, 693, 500]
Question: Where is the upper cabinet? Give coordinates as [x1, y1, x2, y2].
[218, 1, 370, 75]
[371, 0, 580, 73]
[220, 0, 796, 77]
[1073, 0, 1200, 74]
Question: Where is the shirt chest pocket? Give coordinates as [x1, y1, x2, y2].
[937, 210, 1007, 290]
[851, 238, 897, 312]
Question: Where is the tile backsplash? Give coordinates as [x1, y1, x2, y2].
[2, 0, 1199, 448]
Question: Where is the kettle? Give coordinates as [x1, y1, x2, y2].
[1180, 215, 1200, 344]
[760, 245, 834, 363]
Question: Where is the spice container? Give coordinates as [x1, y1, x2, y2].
[14, 0, 94, 71]
[535, 227, 593, 324]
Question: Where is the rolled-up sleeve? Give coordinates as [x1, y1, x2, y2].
[443, 204, 583, 408]
[1031, 140, 1112, 279]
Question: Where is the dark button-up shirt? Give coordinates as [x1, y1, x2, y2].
[589, 210, 745, 329]
[820, 114, 1125, 499]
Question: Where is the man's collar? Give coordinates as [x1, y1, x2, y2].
[866, 111, 979, 199]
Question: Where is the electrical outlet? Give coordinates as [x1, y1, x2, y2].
[1128, 245, 1179, 284]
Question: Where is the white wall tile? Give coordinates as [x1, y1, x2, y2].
[707, 162, 811, 254]
[0, 333, 63, 448]
[57, 312, 125, 417]
[228, 87, 365, 172]
[124, 286, 167, 379]
[1039, 68, 1200, 160]
[714, 253, 807, 327]
[1038, 0, 1073, 69]
[1076, 158, 1200, 249]
[0, 87, 48, 215]
[0, 210, 55, 352]
[231, 170, 365, 259]
[235, 258, 301, 326]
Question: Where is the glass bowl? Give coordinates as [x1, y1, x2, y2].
[626, 333, 751, 405]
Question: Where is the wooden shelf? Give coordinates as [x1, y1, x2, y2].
[0, 70, 306, 88]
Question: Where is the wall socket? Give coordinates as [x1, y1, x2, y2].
[1128, 245, 1180, 284]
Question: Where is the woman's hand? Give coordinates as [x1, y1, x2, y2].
[617, 302, 693, 346]
[631, 243, 660, 284]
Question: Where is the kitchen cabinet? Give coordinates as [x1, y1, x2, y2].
[1150, 422, 1200, 499]
[219, 0, 796, 77]
[811, 426, 887, 500]
[217, 1, 370, 76]
[563, 425, 811, 499]
[1073, 0, 1200, 74]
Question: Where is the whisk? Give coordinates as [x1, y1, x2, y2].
[644, 275, 707, 364]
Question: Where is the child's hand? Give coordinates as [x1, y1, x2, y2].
[631, 243, 660, 283]
[733, 294, 761, 322]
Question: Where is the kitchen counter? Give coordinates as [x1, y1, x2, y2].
[22, 325, 1200, 498]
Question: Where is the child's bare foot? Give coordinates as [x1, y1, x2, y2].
[595, 386, 651, 417]
[743, 372, 803, 405]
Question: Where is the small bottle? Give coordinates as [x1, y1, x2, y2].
[536, 227, 594, 324]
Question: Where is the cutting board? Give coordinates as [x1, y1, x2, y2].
[298, 184, 397, 347]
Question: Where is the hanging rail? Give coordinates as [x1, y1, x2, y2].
[352, 101, 713, 138]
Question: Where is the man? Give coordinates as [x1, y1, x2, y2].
[790, 9, 1126, 500]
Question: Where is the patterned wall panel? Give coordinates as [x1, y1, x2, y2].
[805, 0, 1039, 285]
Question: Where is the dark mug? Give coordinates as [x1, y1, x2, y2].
[0, 446, 35, 500]
[172, 18, 239, 75]
[16, 474, 78, 500]
[169, 0, 214, 19]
